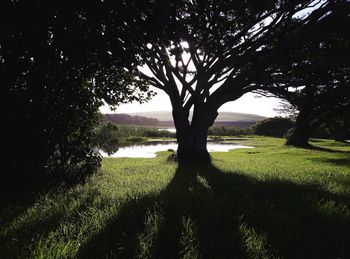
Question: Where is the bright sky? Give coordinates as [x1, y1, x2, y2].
[100, 88, 282, 117]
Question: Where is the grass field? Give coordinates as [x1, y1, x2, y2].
[1, 137, 350, 258]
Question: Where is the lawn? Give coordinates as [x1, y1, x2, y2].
[1, 137, 350, 258]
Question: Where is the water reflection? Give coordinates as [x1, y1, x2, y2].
[99, 141, 119, 156]
[100, 141, 253, 158]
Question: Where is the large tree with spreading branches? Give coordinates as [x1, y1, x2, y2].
[133, 0, 343, 162]
[256, 2, 350, 146]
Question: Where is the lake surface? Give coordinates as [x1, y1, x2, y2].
[100, 141, 253, 158]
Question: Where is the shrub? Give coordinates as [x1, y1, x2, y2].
[253, 117, 294, 137]
[208, 126, 253, 136]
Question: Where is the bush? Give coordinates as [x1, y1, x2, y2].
[253, 117, 294, 137]
[208, 126, 253, 136]
[6, 80, 103, 196]
[127, 137, 145, 142]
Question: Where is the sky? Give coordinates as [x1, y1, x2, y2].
[100, 88, 282, 117]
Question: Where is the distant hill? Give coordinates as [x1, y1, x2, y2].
[129, 111, 264, 121]
[104, 113, 159, 126]
[103, 111, 265, 128]
[126, 111, 265, 127]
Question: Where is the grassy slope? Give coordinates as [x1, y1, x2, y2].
[129, 111, 265, 122]
[1, 137, 350, 258]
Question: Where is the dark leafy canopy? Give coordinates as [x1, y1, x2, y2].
[1, 1, 153, 193]
[131, 0, 342, 161]
[253, 117, 294, 138]
[256, 2, 350, 146]
[324, 110, 350, 141]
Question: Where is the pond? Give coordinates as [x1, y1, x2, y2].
[100, 141, 253, 158]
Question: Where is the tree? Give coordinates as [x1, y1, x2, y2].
[255, 2, 350, 146]
[131, 0, 340, 162]
[2, 1, 153, 193]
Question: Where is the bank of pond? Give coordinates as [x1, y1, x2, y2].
[100, 140, 253, 158]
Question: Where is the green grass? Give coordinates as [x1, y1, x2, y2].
[1, 137, 350, 258]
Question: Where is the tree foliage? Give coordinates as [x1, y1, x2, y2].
[256, 2, 350, 146]
[2, 1, 153, 193]
[253, 117, 294, 137]
[128, 0, 342, 161]
[323, 106, 350, 141]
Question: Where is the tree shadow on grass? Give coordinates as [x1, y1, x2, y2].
[0, 168, 96, 234]
[309, 157, 350, 167]
[0, 188, 102, 258]
[301, 144, 350, 154]
[78, 162, 350, 259]
[303, 140, 350, 154]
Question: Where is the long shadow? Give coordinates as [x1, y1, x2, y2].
[0, 188, 102, 258]
[292, 143, 350, 154]
[309, 157, 350, 167]
[78, 163, 350, 258]
[0, 166, 96, 233]
[310, 139, 350, 145]
[297, 140, 350, 154]
[306, 145, 350, 154]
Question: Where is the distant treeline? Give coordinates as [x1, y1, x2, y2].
[212, 121, 257, 128]
[208, 126, 253, 136]
[104, 113, 159, 126]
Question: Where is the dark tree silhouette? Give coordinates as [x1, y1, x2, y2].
[131, 0, 341, 162]
[256, 2, 350, 146]
[323, 107, 350, 142]
[2, 1, 153, 193]
[253, 117, 294, 137]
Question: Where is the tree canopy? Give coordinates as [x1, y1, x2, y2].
[127, 0, 344, 161]
[256, 2, 350, 146]
[2, 1, 154, 193]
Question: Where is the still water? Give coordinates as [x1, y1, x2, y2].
[100, 141, 253, 158]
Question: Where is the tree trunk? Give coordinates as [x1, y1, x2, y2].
[172, 105, 218, 164]
[176, 124, 210, 163]
[332, 127, 348, 142]
[286, 126, 311, 147]
[286, 109, 312, 147]
[327, 121, 349, 142]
